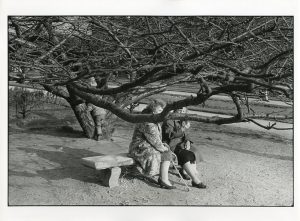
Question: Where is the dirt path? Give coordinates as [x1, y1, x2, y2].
[8, 119, 293, 206]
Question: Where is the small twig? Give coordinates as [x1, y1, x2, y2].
[35, 32, 73, 63]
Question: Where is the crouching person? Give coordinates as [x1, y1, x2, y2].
[86, 103, 106, 141]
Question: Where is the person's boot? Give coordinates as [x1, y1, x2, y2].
[191, 181, 206, 189]
[158, 177, 176, 189]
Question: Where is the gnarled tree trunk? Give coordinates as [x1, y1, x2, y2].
[70, 102, 95, 138]
[67, 84, 95, 138]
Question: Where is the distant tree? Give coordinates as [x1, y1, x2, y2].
[8, 16, 293, 138]
[11, 88, 44, 119]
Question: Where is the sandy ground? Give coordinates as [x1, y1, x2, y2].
[8, 108, 293, 206]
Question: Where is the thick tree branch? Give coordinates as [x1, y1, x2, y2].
[234, 76, 290, 97]
[245, 119, 293, 130]
[42, 84, 70, 101]
[253, 48, 293, 70]
[71, 66, 165, 95]
[121, 87, 167, 108]
[72, 83, 244, 124]
[166, 113, 243, 125]
[211, 83, 254, 95]
[71, 81, 259, 124]
[211, 61, 258, 78]
[244, 114, 292, 120]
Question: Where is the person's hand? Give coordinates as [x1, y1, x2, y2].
[162, 143, 169, 152]
[185, 141, 191, 150]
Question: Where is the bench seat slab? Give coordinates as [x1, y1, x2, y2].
[82, 153, 135, 170]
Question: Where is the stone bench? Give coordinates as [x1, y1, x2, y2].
[81, 153, 135, 188]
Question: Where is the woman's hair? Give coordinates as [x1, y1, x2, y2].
[142, 99, 166, 114]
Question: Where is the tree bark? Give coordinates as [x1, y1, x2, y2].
[69, 102, 95, 139]
[42, 83, 115, 140]
[67, 84, 95, 138]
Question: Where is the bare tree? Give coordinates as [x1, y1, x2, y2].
[8, 16, 293, 138]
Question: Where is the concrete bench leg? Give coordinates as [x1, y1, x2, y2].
[103, 167, 121, 188]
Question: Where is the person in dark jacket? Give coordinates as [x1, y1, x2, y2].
[162, 107, 206, 189]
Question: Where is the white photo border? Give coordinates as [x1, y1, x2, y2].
[1, 0, 298, 221]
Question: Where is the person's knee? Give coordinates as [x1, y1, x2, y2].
[183, 152, 195, 164]
[183, 161, 191, 167]
[161, 151, 172, 162]
[190, 146, 204, 162]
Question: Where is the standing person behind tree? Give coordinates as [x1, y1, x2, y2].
[128, 99, 176, 189]
[86, 102, 106, 141]
[162, 107, 206, 189]
[86, 77, 107, 141]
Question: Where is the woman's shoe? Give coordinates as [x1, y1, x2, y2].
[158, 178, 176, 189]
[179, 169, 191, 180]
[191, 181, 206, 189]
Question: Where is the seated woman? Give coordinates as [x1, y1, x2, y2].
[162, 107, 206, 189]
[128, 99, 176, 189]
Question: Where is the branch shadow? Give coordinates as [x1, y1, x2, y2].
[14, 146, 163, 189]
[24, 127, 86, 139]
[16, 146, 106, 185]
[122, 165, 161, 188]
[9, 170, 37, 178]
[122, 165, 188, 191]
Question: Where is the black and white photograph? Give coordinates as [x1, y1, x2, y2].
[1, 0, 299, 220]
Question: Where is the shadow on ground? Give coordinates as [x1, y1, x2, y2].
[13, 146, 159, 188]
[122, 165, 161, 188]
[25, 127, 86, 139]
[15, 146, 106, 185]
